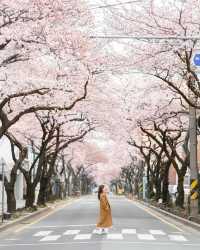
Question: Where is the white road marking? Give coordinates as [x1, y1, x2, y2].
[40, 235, 61, 241]
[137, 234, 156, 240]
[63, 230, 80, 235]
[107, 234, 124, 240]
[122, 229, 137, 234]
[74, 234, 92, 240]
[0, 241, 198, 247]
[168, 235, 188, 241]
[4, 239, 19, 241]
[31, 224, 96, 229]
[34, 231, 53, 237]
[149, 230, 166, 235]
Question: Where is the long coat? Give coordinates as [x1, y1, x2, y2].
[96, 193, 112, 228]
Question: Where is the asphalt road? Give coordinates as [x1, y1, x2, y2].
[0, 195, 200, 250]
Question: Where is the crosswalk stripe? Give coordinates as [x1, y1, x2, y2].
[74, 234, 92, 240]
[149, 230, 166, 235]
[40, 235, 61, 241]
[122, 229, 137, 234]
[137, 234, 156, 240]
[168, 235, 188, 242]
[4, 239, 19, 241]
[63, 230, 80, 235]
[93, 229, 101, 234]
[34, 231, 53, 237]
[31, 229, 189, 243]
[107, 234, 124, 240]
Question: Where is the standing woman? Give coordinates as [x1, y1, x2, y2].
[96, 185, 112, 234]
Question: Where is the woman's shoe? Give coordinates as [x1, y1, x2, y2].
[101, 228, 108, 234]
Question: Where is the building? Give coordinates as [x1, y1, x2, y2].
[0, 137, 33, 213]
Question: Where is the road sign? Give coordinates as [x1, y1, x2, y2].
[192, 50, 200, 72]
[193, 54, 200, 66]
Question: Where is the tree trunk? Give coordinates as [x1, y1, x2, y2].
[63, 178, 68, 198]
[68, 178, 71, 196]
[46, 181, 54, 201]
[63, 169, 68, 198]
[81, 178, 86, 194]
[176, 175, 185, 208]
[37, 176, 48, 206]
[155, 178, 161, 201]
[162, 165, 170, 204]
[5, 187, 16, 213]
[25, 183, 36, 208]
[134, 180, 139, 196]
[72, 176, 80, 194]
[128, 178, 133, 194]
[147, 166, 154, 199]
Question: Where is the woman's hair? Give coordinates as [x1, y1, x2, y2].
[98, 185, 104, 200]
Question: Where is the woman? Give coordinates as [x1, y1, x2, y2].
[96, 184, 112, 234]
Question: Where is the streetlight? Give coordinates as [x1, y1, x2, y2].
[0, 157, 6, 223]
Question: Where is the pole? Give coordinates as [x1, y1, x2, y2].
[189, 82, 199, 217]
[1, 160, 5, 223]
[142, 176, 147, 201]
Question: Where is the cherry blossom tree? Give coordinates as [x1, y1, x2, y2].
[123, 76, 189, 206]
[0, 0, 95, 138]
[3, 108, 93, 210]
[102, 0, 200, 107]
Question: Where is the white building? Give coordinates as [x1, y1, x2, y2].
[0, 137, 27, 213]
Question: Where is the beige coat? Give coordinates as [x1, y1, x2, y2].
[97, 193, 112, 228]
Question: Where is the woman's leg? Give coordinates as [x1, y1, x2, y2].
[101, 228, 109, 234]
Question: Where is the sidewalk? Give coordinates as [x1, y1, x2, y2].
[0, 200, 25, 215]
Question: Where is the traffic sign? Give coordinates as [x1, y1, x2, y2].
[191, 50, 200, 71]
[193, 53, 200, 66]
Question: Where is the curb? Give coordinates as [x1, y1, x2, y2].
[137, 199, 200, 231]
[0, 198, 75, 233]
[0, 206, 52, 233]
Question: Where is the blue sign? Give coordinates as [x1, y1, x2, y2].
[193, 53, 200, 67]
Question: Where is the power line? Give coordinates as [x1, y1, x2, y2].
[90, 0, 140, 10]
[89, 35, 200, 40]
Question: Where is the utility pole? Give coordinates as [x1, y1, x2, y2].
[189, 51, 200, 217]
[1, 157, 5, 223]
[189, 96, 199, 217]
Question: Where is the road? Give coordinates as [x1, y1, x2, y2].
[0, 195, 200, 250]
